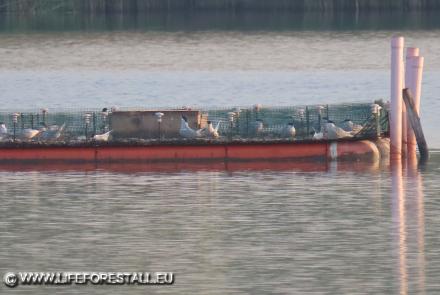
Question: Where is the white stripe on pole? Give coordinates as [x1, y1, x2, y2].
[391, 36, 404, 159]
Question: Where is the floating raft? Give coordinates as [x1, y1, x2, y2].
[0, 102, 389, 164]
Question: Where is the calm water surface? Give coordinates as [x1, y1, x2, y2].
[0, 155, 440, 294]
[1, 26, 440, 294]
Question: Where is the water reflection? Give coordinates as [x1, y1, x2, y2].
[0, 154, 437, 294]
[0, 159, 381, 173]
[407, 156, 426, 295]
[392, 159, 407, 295]
[391, 157, 426, 295]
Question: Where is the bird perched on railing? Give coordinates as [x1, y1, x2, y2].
[341, 119, 363, 134]
[179, 116, 202, 139]
[324, 120, 353, 140]
[309, 127, 324, 140]
[313, 131, 324, 140]
[18, 126, 43, 140]
[0, 122, 7, 138]
[38, 123, 66, 141]
[93, 130, 112, 142]
[281, 122, 296, 138]
[252, 120, 296, 138]
[253, 119, 264, 136]
[200, 121, 220, 138]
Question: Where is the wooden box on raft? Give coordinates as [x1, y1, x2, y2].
[109, 110, 208, 139]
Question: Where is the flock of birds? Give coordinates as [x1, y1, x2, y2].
[179, 116, 221, 139]
[252, 119, 297, 138]
[0, 120, 112, 142]
[0, 121, 66, 141]
[311, 118, 364, 140]
[179, 115, 363, 140]
[0, 115, 364, 143]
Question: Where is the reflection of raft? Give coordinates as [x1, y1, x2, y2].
[0, 157, 384, 173]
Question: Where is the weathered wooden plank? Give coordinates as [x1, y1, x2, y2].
[402, 88, 429, 161]
[109, 110, 208, 139]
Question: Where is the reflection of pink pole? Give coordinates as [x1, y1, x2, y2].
[415, 170, 426, 293]
[406, 158, 426, 293]
[403, 48, 420, 157]
[391, 37, 404, 159]
[407, 56, 424, 159]
[401, 58, 406, 158]
[391, 159, 407, 295]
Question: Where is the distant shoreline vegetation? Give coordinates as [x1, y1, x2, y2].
[1, 0, 440, 15]
[1, 1, 440, 32]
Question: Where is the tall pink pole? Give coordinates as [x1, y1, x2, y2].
[402, 48, 420, 157]
[407, 56, 424, 159]
[391, 36, 404, 160]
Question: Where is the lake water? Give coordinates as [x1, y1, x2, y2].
[0, 30, 439, 147]
[1, 19, 440, 294]
[1, 155, 440, 294]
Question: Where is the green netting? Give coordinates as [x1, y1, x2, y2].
[201, 102, 388, 139]
[0, 109, 108, 140]
[0, 102, 388, 142]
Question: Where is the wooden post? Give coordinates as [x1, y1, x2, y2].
[318, 110, 322, 132]
[326, 104, 329, 120]
[402, 47, 420, 156]
[93, 112, 97, 137]
[402, 88, 428, 162]
[246, 109, 250, 137]
[20, 113, 24, 130]
[306, 106, 310, 137]
[235, 109, 240, 135]
[371, 104, 381, 138]
[407, 56, 424, 159]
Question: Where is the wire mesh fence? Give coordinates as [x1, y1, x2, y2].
[201, 102, 387, 140]
[0, 102, 388, 143]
